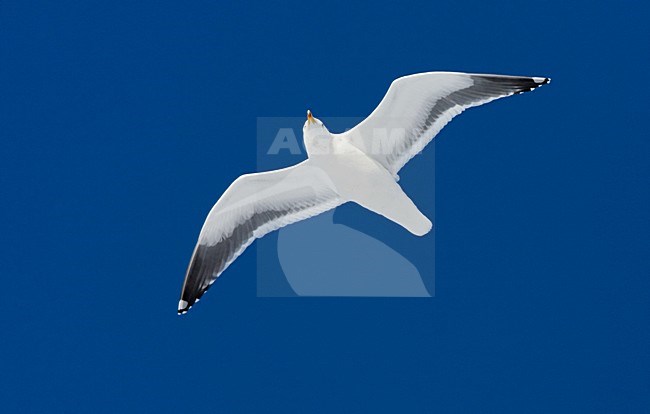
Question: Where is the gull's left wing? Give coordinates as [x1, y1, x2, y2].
[339, 72, 550, 177]
[178, 160, 342, 314]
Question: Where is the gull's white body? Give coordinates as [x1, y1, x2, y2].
[178, 71, 550, 314]
[306, 130, 431, 236]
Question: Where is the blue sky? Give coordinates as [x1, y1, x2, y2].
[1, 1, 649, 412]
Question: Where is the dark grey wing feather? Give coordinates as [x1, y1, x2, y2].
[178, 161, 341, 314]
[341, 72, 550, 175]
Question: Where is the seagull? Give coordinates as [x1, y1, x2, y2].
[178, 71, 550, 314]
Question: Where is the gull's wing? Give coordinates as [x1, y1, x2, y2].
[178, 160, 342, 314]
[339, 72, 550, 176]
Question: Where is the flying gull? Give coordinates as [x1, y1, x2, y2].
[178, 71, 550, 314]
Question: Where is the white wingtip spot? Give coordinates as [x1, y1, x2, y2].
[178, 299, 188, 311]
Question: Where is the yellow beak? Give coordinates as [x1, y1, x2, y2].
[307, 109, 315, 124]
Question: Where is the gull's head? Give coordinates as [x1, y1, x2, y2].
[303, 109, 325, 132]
[302, 109, 332, 156]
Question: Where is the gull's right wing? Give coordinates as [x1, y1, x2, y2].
[178, 160, 342, 314]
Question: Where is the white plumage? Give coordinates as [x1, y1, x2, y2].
[178, 71, 550, 314]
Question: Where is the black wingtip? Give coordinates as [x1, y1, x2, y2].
[511, 76, 551, 95]
[177, 299, 191, 315]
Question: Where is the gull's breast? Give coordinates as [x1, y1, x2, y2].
[312, 139, 395, 201]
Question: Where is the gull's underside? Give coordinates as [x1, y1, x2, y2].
[178, 71, 550, 314]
